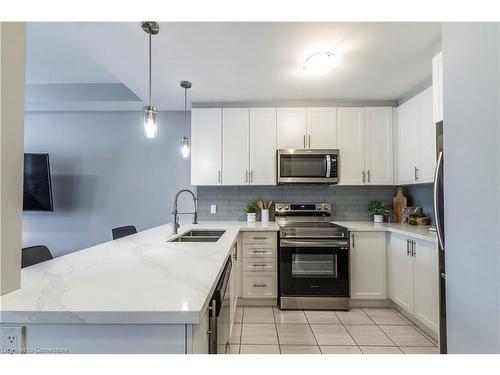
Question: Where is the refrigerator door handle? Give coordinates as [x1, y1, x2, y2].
[434, 151, 445, 250]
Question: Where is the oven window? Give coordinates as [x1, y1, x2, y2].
[291, 253, 337, 278]
[280, 154, 327, 177]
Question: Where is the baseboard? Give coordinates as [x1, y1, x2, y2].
[391, 303, 438, 342]
[239, 298, 277, 306]
[349, 299, 393, 308]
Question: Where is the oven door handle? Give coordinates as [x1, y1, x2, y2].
[280, 239, 349, 248]
[326, 154, 331, 177]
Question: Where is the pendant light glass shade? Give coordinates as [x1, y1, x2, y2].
[144, 105, 158, 139]
[180, 80, 192, 158]
[181, 136, 190, 158]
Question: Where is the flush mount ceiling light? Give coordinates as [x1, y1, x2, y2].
[180, 80, 192, 158]
[142, 21, 159, 139]
[301, 51, 337, 75]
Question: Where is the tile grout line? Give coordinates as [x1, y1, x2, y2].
[333, 310, 363, 353]
[303, 310, 322, 353]
[272, 306, 283, 354]
[360, 307, 400, 350]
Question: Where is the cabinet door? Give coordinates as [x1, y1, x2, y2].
[396, 98, 420, 184]
[364, 107, 394, 185]
[306, 107, 337, 149]
[337, 108, 365, 185]
[249, 108, 277, 185]
[191, 108, 222, 185]
[414, 240, 439, 333]
[417, 87, 437, 183]
[432, 52, 443, 123]
[222, 108, 249, 185]
[350, 232, 387, 299]
[277, 108, 307, 149]
[388, 234, 414, 314]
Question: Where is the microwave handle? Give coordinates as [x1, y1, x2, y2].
[326, 155, 331, 177]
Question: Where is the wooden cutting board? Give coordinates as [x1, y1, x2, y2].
[393, 187, 408, 223]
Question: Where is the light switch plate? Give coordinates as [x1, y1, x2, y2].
[210, 205, 217, 214]
[1, 326, 25, 354]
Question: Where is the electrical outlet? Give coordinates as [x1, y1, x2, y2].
[210, 205, 217, 214]
[1, 326, 24, 354]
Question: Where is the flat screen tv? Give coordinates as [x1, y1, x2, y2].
[23, 153, 54, 211]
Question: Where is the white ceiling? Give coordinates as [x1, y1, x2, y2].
[26, 22, 441, 110]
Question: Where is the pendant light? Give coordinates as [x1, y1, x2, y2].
[180, 80, 192, 158]
[142, 21, 159, 139]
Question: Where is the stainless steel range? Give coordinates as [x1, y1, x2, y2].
[276, 203, 350, 310]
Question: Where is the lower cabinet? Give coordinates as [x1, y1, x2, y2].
[241, 231, 277, 299]
[388, 233, 439, 333]
[350, 231, 387, 299]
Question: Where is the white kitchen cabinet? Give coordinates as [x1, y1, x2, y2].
[388, 234, 414, 313]
[417, 88, 437, 183]
[388, 233, 439, 334]
[364, 107, 394, 185]
[223, 108, 249, 185]
[396, 87, 436, 185]
[432, 51, 443, 123]
[277, 107, 307, 149]
[306, 107, 337, 149]
[337, 108, 365, 185]
[191, 108, 222, 185]
[249, 108, 276, 185]
[350, 231, 387, 299]
[413, 239, 439, 333]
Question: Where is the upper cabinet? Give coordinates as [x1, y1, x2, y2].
[191, 108, 222, 186]
[223, 108, 250, 185]
[337, 107, 393, 185]
[249, 108, 277, 185]
[276, 108, 307, 149]
[306, 107, 338, 149]
[432, 52, 443, 123]
[396, 87, 436, 184]
[192, 107, 277, 186]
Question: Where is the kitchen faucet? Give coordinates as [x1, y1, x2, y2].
[172, 189, 198, 234]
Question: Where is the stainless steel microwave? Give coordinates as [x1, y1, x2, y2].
[277, 149, 339, 184]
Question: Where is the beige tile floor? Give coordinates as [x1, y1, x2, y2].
[230, 306, 439, 354]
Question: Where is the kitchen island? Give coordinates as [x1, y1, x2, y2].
[0, 221, 278, 353]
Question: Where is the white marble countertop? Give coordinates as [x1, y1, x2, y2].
[0, 221, 278, 325]
[333, 221, 437, 243]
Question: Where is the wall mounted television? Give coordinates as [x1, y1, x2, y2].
[23, 153, 54, 211]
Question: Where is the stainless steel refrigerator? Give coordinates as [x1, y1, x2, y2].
[434, 122, 446, 353]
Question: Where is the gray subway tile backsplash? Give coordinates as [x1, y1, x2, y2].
[197, 184, 434, 222]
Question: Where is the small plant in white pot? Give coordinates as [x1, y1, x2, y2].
[244, 202, 259, 223]
[368, 200, 390, 223]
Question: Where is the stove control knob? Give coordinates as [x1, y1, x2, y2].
[323, 204, 329, 210]
[276, 204, 283, 210]
[316, 204, 322, 210]
[284, 205, 290, 210]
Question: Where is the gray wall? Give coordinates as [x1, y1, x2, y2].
[23, 111, 193, 257]
[443, 23, 500, 353]
[197, 184, 433, 222]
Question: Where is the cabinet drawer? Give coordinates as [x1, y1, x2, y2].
[243, 245, 276, 258]
[243, 258, 276, 272]
[243, 272, 277, 298]
[242, 232, 276, 245]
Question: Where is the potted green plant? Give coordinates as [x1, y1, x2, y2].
[244, 202, 259, 223]
[368, 200, 390, 223]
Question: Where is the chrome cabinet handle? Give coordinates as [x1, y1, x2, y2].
[414, 167, 419, 181]
[411, 240, 417, 257]
[303, 134, 306, 148]
[252, 250, 268, 253]
[406, 239, 411, 256]
[233, 242, 238, 261]
[367, 170, 370, 183]
[217, 170, 221, 183]
[245, 170, 249, 183]
[250, 170, 253, 183]
[351, 234, 355, 248]
[308, 134, 311, 148]
[252, 264, 268, 267]
[362, 170, 366, 183]
[207, 299, 217, 354]
[252, 236, 267, 240]
[253, 284, 267, 287]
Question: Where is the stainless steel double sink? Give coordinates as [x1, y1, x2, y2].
[169, 230, 226, 243]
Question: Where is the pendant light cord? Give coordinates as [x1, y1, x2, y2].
[184, 86, 187, 133]
[148, 32, 152, 107]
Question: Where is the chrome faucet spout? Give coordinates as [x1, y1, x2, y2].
[172, 189, 198, 235]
